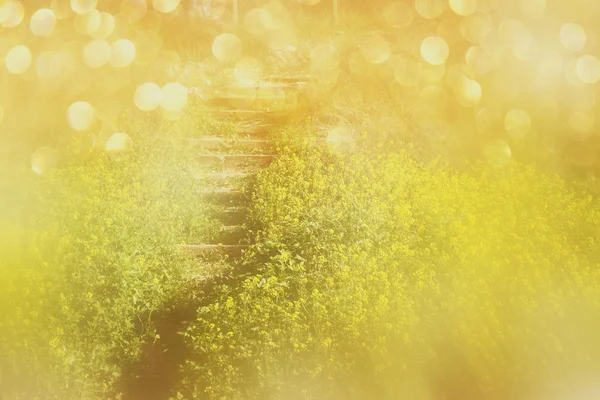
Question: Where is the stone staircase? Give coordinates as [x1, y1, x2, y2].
[181, 75, 310, 260]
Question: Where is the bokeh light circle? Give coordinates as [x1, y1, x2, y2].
[415, 0, 447, 19]
[70, 0, 97, 14]
[73, 9, 100, 35]
[421, 36, 450, 65]
[31, 147, 58, 175]
[91, 12, 115, 39]
[30, 8, 57, 37]
[1, 0, 25, 28]
[160, 82, 188, 112]
[360, 35, 391, 64]
[483, 140, 512, 166]
[134, 82, 162, 111]
[111, 39, 136, 68]
[5, 45, 31, 74]
[83, 40, 111, 68]
[120, 0, 147, 23]
[382, 1, 413, 28]
[234, 57, 263, 86]
[576, 55, 600, 84]
[153, 0, 180, 13]
[67, 101, 95, 131]
[559, 23, 587, 52]
[505, 108, 532, 139]
[212, 33, 242, 62]
[449, 0, 477, 16]
[106, 132, 133, 155]
[311, 43, 339, 71]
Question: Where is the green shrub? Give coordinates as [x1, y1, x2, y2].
[0, 126, 211, 399]
[180, 144, 600, 399]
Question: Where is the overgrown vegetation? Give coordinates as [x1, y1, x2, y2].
[0, 121, 212, 399]
[178, 141, 600, 399]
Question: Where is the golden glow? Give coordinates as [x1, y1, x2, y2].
[449, 0, 477, 16]
[415, 0, 447, 19]
[520, 0, 546, 19]
[382, 1, 413, 28]
[421, 36, 450, 65]
[360, 35, 391, 64]
[134, 82, 162, 111]
[30, 8, 57, 37]
[5, 45, 31, 74]
[454, 77, 482, 107]
[559, 23, 587, 52]
[1, 0, 24, 28]
[244, 8, 272, 37]
[460, 12, 493, 44]
[51, 0, 72, 19]
[36, 51, 63, 79]
[483, 139, 511, 166]
[90, 12, 115, 40]
[160, 82, 188, 112]
[576, 55, 600, 84]
[106, 132, 133, 155]
[234, 57, 262, 86]
[311, 43, 339, 71]
[70, 0, 97, 15]
[153, 0, 180, 13]
[31, 146, 58, 175]
[67, 101, 95, 131]
[212, 33, 242, 62]
[505, 108, 531, 139]
[110, 39, 136, 68]
[120, 0, 147, 23]
[569, 111, 594, 139]
[394, 56, 422, 87]
[83, 40, 111, 68]
[73, 9, 100, 35]
[326, 127, 355, 153]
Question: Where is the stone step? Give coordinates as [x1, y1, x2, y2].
[197, 154, 276, 170]
[205, 171, 252, 180]
[212, 225, 246, 245]
[214, 207, 247, 225]
[187, 137, 272, 152]
[181, 244, 247, 258]
[234, 123, 273, 138]
[199, 188, 245, 205]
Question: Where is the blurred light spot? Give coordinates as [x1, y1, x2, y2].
[31, 146, 58, 175]
[110, 39, 136, 68]
[244, 8, 272, 36]
[311, 43, 339, 71]
[421, 36, 450, 65]
[134, 82, 162, 111]
[234, 57, 262, 86]
[36, 51, 63, 79]
[576, 55, 600, 84]
[73, 9, 100, 35]
[565, 57, 585, 86]
[520, 0, 546, 19]
[160, 82, 188, 112]
[449, 0, 477, 16]
[70, 0, 97, 14]
[394, 56, 422, 87]
[460, 12, 493, 43]
[505, 108, 531, 138]
[382, 1, 413, 28]
[120, 0, 147, 23]
[327, 127, 355, 153]
[1, 0, 24, 28]
[30, 8, 57, 36]
[559, 23, 587, 52]
[5, 45, 31, 74]
[569, 111, 594, 139]
[67, 101, 95, 131]
[153, 0, 180, 13]
[106, 132, 133, 155]
[415, 0, 447, 19]
[421, 62, 446, 83]
[212, 33, 242, 62]
[535, 49, 564, 81]
[91, 12, 115, 39]
[51, 0, 72, 19]
[454, 78, 482, 107]
[466, 46, 493, 76]
[83, 40, 111, 68]
[483, 140, 511, 166]
[360, 35, 391, 64]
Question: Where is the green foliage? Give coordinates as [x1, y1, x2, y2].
[180, 143, 600, 399]
[0, 126, 211, 399]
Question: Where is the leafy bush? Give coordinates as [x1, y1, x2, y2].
[0, 125, 212, 399]
[179, 143, 600, 399]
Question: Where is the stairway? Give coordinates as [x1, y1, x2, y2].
[181, 75, 310, 260]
